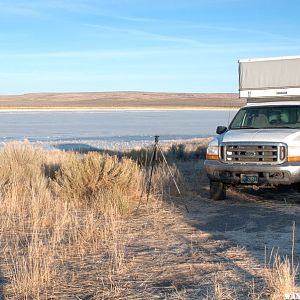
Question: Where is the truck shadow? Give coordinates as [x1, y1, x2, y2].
[180, 160, 300, 259]
[168, 159, 300, 294]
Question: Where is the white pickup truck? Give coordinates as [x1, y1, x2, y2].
[205, 56, 300, 200]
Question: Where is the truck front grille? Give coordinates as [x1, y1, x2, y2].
[222, 143, 286, 164]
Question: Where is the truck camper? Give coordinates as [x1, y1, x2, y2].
[205, 56, 300, 200]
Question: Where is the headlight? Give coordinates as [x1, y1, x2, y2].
[288, 146, 300, 162]
[206, 144, 219, 160]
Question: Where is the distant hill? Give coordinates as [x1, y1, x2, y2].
[0, 92, 243, 109]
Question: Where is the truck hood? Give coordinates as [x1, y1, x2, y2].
[222, 129, 300, 144]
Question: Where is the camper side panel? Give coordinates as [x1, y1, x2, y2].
[239, 57, 300, 99]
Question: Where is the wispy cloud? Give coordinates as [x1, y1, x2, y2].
[115, 15, 158, 23]
[0, 70, 182, 82]
[6, 0, 296, 47]
[0, 0, 166, 26]
[85, 23, 200, 45]
[85, 22, 300, 51]
[0, 49, 177, 59]
[0, 50, 140, 59]
[2, 0, 299, 46]
[184, 24, 300, 43]
[0, 0, 41, 17]
[2, 42, 300, 61]
[0, 0, 155, 22]
[0, 0, 105, 18]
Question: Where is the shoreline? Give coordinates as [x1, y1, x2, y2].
[0, 106, 240, 112]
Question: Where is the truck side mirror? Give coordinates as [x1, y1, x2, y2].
[216, 126, 227, 134]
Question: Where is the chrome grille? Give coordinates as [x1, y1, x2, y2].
[222, 143, 286, 164]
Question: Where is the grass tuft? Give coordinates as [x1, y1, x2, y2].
[0, 142, 154, 298]
[266, 255, 299, 300]
[55, 152, 142, 214]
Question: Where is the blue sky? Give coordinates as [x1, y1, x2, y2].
[1, 0, 300, 94]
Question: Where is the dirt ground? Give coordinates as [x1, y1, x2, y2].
[51, 159, 300, 299]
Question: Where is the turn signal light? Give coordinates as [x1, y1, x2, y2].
[206, 154, 219, 160]
[288, 156, 300, 162]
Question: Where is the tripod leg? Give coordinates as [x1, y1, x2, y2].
[158, 145, 181, 195]
[157, 145, 189, 213]
[146, 144, 157, 204]
[137, 144, 156, 209]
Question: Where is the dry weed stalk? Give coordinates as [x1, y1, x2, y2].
[204, 277, 236, 300]
[6, 232, 55, 298]
[266, 254, 299, 300]
[104, 203, 127, 275]
[0, 142, 154, 298]
[147, 163, 181, 199]
[248, 278, 267, 300]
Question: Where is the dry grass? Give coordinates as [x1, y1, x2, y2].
[0, 142, 173, 298]
[0, 92, 242, 109]
[0, 141, 298, 298]
[266, 255, 299, 299]
[124, 137, 211, 164]
[0, 141, 184, 298]
[202, 254, 300, 300]
[204, 279, 236, 300]
[54, 151, 142, 213]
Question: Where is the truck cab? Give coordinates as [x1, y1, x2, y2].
[205, 56, 300, 200]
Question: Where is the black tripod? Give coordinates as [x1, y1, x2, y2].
[139, 136, 188, 212]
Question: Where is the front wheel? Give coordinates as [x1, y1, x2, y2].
[210, 180, 226, 200]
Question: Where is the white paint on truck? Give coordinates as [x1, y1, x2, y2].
[205, 55, 300, 200]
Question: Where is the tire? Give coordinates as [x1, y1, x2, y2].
[291, 183, 300, 193]
[210, 180, 226, 200]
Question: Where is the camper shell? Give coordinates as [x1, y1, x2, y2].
[239, 55, 300, 99]
[204, 55, 300, 200]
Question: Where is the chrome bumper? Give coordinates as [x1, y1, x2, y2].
[204, 160, 300, 185]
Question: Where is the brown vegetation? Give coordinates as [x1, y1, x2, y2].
[0, 141, 298, 299]
[265, 255, 299, 300]
[0, 144, 126, 297]
[0, 142, 179, 298]
[0, 92, 244, 109]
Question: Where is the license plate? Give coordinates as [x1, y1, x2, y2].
[241, 174, 258, 184]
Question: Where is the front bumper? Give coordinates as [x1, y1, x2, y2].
[204, 160, 300, 185]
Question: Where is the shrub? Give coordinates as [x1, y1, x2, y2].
[55, 152, 142, 213]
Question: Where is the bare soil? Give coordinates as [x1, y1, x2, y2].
[0, 92, 243, 109]
[48, 160, 300, 299]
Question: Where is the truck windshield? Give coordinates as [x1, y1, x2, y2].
[230, 105, 300, 129]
